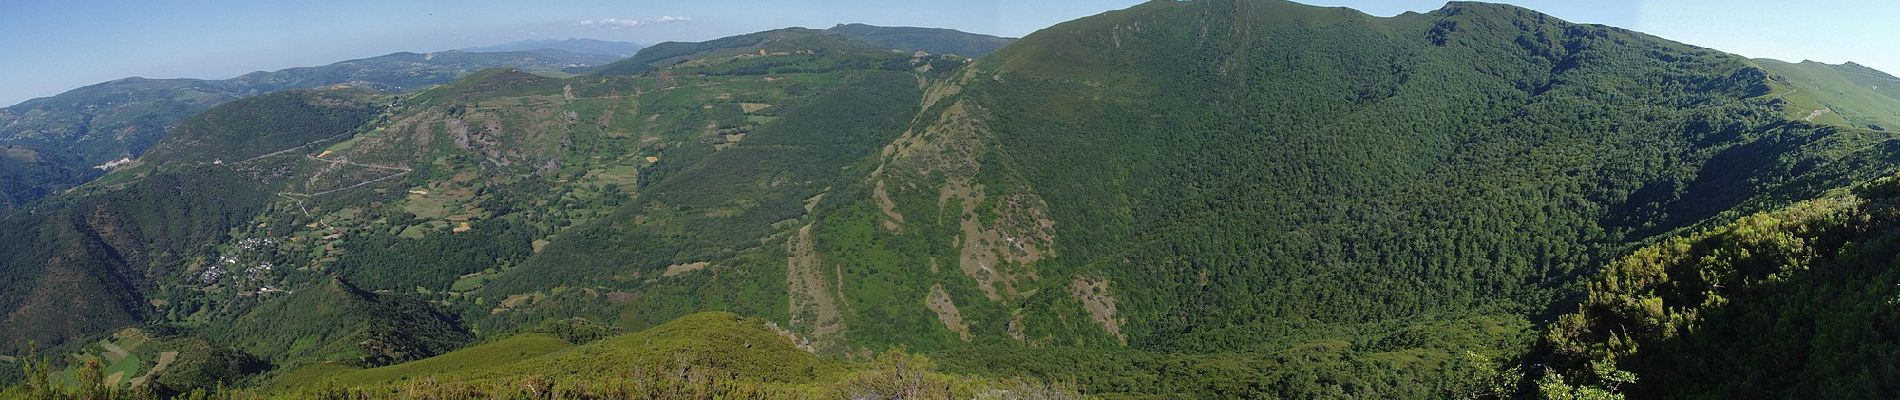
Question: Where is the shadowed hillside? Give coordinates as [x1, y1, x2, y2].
[3, 1, 1900, 398]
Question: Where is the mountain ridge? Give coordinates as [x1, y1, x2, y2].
[823, 23, 1015, 56]
[3, 1, 1900, 398]
[462, 38, 646, 58]
[0, 49, 621, 214]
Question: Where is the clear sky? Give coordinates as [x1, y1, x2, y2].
[1308, 0, 1900, 77]
[2, 0, 1896, 107]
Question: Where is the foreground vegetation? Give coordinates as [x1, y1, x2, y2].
[1540, 173, 1900, 398]
[5, 1, 1900, 399]
[5, 312, 1080, 400]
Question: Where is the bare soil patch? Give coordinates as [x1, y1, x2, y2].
[787, 225, 844, 343]
[663, 261, 710, 277]
[925, 285, 972, 341]
[1071, 276, 1126, 345]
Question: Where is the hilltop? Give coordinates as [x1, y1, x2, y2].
[0, 49, 622, 212]
[2, 1, 1900, 398]
[824, 23, 1016, 56]
[1755, 58, 1900, 131]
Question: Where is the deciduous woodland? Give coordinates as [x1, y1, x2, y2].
[4, 1, 1900, 398]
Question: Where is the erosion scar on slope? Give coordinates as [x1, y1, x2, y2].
[662, 261, 709, 277]
[1072, 276, 1126, 346]
[787, 224, 843, 342]
[873, 177, 904, 232]
[925, 285, 972, 341]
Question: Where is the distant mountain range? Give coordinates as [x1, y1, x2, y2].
[0, 50, 616, 166]
[463, 38, 646, 58]
[591, 24, 1016, 76]
[824, 23, 1015, 56]
[6, 5, 1900, 397]
[0, 49, 622, 213]
[0, 25, 1014, 215]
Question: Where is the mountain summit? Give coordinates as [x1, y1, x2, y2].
[2, 1, 1899, 398]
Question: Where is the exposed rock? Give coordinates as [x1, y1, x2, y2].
[924, 285, 972, 341]
[1071, 276, 1126, 345]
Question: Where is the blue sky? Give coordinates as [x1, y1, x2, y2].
[1312, 0, 1900, 76]
[1, 0, 1895, 107]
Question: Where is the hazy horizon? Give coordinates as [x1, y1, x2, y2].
[3, 0, 1896, 107]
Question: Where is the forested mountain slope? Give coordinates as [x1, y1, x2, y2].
[0, 50, 618, 213]
[857, 0, 1899, 350]
[838, 0, 1900, 395]
[0, 90, 382, 359]
[0, 25, 965, 394]
[0, 50, 610, 166]
[1545, 173, 1900, 398]
[587, 25, 1005, 76]
[0, 145, 96, 211]
[824, 23, 1016, 56]
[4, 0, 1900, 398]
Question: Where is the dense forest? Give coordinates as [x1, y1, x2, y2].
[4, 0, 1900, 398]
[0, 145, 97, 213]
[1544, 174, 1900, 398]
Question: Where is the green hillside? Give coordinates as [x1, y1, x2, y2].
[136, 90, 382, 165]
[255, 312, 1073, 399]
[0, 50, 610, 166]
[0, 145, 96, 213]
[0, 89, 382, 357]
[0, 18, 954, 380]
[261, 333, 573, 390]
[824, 23, 1016, 56]
[1545, 173, 1900, 398]
[0, 77, 232, 167]
[24, 328, 267, 396]
[822, 2, 1900, 396]
[3, 0, 1900, 399]
[0, 50, 623, 210]
[208, 278, 472, 369]
[858, 0, 1898, 396]
[11, 312, 1080, 399]
[1756, 58, 1900, 131]
[588, 27, 895, 76]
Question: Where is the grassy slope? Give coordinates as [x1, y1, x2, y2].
[255, 312, 1085, 400]
[1756, 58, 1900, 131]
[265, 312, 841, 395]
[263, 333, 572, 389]
[13, 312, 1078, 399]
